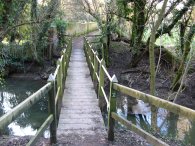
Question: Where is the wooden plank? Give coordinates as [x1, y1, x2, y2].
[112, 112, 169, 146]
[61, 106, 101, 110]
[57, 36, 106, 143]
[58, 118, 102, 124]
[113, 83, 195, 121]
[60, 109, 100, 114]
[58, 123, 105, 130]
[0, 83, 52, 129]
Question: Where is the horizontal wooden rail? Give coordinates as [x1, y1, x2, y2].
[91, 48, 96, 55]
[96, 55, 101, 64]
[55, 87, 61, 106]
[54, 65, 60, 79]
[111, 113, 168, 146]
[113, 83, 195, 121]
[27, 115, 54, 146]
[101, 87, 109, 105]
[0, 82, 52, 129]
[102, 66, 112, 81]
[95, 73, 100, 82]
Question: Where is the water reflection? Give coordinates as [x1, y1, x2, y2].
[0, 78, 48, 136]
[118, 98, 195, 146]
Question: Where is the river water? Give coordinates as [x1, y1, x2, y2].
[117, 96, 195, 146]
[0, 78, 49, 137]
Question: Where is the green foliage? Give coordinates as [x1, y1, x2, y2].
[0, 44, 24, 76]
[116, 0, 133, 18]
[53, 18, 67, 47]
[0, 0, 62, 73]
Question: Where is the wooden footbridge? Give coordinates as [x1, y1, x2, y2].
[1, 35, 195, 146]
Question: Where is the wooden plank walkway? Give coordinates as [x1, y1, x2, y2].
[57, 37, 107, 145]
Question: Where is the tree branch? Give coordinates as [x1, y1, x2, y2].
[155, 0, 195, 39]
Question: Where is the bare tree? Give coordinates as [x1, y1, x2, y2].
[149, 0, 168, 130]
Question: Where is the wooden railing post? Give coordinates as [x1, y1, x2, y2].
[48, 82, 57, 144]
[108, 75, 118, 141]
[93, 52, 98, 81]
[98, 59, 105, 107]
[65, 53, 68, 76]
[83, 37, 86, 53]
[68, 37, 72, 69]
[84, 39, 89, 65]
[57, 60, 63, 97]
[87, 44, 93, 77]
[68, 38, 72, 61]
[70, 37, 72, 53]
[63, 53, 67, 80]
[61, 51, 65, 81]
[87, 44, 91, 66]
[90, 47, 94, 68]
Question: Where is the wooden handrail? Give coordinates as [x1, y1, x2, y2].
[0, 82, 52, 129]
[102, 65, 112, 81]
[111, 113, 168, 146]
[101, 87, 109, 105]
[54, 65, 60, 79]
[27, 115, 54, 146]
[0, 36, 72, 145]
[113, 83, 195, 121]
[84, 36, 195, 146]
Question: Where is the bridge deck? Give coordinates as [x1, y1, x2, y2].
[57, 37, 107, 145]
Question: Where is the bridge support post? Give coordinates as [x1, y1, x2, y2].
[84, 38, 89, 66]
[68, 38, 72, 63]
[61, 50, 66, 82]
[57, 60, 63, 97]
[88, 45, 93, 77]
[108, 75, 118, 141]
[48, 82, 57, 144]
[98, 59, 105, 107]
[93, 52, 98, 82]
[65, 53, 69, 77]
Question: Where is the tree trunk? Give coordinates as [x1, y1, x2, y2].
[130, 0, 146, 67]
[180, 22, 186, 53]
[106, 12, 111, 67]
[36, 0, 59, 61]
[31, 0, 38, 61]
[134, 0, 194, 69]
[0, 0, 12, 42]
[171, 24, 195, 91]
[149, 0, 168, 130]
[31, 0, 37, 20]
